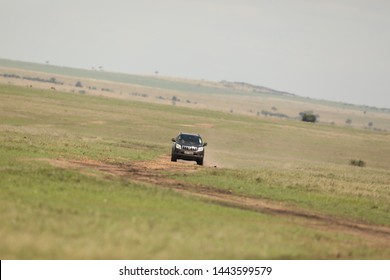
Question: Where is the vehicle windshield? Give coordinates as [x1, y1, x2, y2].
[178, 134, 203, 145]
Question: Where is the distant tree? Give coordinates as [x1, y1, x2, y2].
[75, 81, 83, 88]
[172, 96, 178, 105]
[368, 122, 374, 128]
[345, 118, 352, 125]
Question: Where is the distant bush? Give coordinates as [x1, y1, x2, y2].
[1, 73, 63, 85]
[350, 159, 366, 167]
[75, 81, 83, 88]
[260, 110, 289, 119]
[1, 73, 21, 79]
[132, 92, 148, 98]
[299, 111, 318, 123]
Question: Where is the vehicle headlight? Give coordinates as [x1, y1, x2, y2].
[175, 143, 182, 149]
[197, 147, 204, 152]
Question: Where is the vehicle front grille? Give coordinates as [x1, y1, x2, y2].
[182, 146, 197, 151]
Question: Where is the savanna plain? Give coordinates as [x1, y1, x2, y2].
[0, 61, 389, 259]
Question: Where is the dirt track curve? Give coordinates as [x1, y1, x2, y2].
[47, 155, 390, 245]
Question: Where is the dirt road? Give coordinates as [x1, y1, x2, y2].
[47, 155, 390, 245]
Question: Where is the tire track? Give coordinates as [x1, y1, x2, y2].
[46, 156, 390, 244]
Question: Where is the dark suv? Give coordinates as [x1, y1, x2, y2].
[171, 133, 207, 165]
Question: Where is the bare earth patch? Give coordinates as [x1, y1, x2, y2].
[44, 155, 390, 246]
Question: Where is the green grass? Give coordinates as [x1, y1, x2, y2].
[1, 83, 389, 259]
[173, 165, 390, 226]
[0, 158, 385, 259]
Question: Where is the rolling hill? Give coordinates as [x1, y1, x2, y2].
[1, 57, 389, 131]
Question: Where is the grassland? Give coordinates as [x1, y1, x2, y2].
[2, 58, 390, 131]
[1, 73, 390, 259]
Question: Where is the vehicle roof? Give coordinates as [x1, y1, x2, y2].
[179, 132, 201, 136]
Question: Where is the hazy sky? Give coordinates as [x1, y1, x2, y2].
[1, 0, 390, 108]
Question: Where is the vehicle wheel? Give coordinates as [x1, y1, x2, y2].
[197, 158, 203, 165]
[171, 154, 177, 162]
